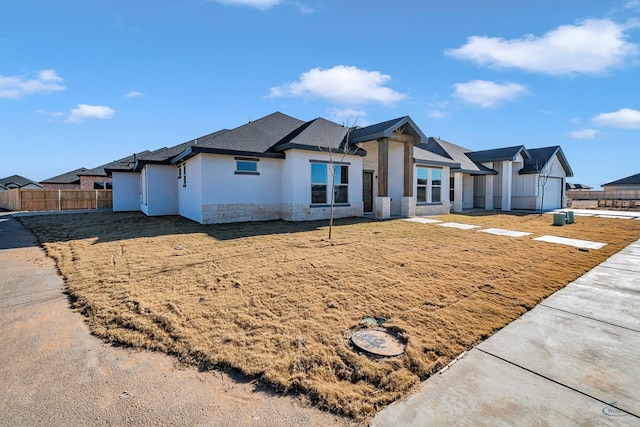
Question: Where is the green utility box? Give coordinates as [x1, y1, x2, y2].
[553, 213, 566, 226]
[567, 211, 575, 224]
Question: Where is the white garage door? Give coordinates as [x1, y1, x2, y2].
[542, 178, 562, 210]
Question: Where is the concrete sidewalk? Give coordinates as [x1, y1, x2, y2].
[373, 239, 640, 426]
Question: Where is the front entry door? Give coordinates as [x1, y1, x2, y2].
[363, 171, 373, 212]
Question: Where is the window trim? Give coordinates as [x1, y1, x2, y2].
[416, 166, 443, 203]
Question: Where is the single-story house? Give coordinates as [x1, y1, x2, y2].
[40, 167, 89, 189]
[108, 112, 573, 224]
[602, 173, 640, 199]
[566, 183, 593, 191]
[0, 175, 43, 190]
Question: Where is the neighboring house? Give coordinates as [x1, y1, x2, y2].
[602, 173, 640, 198]
[0, 175, 43, 189]
[566, 183, 593, 191]
[40, 167, 88, 189]
[0, 184, 8, 191]
[108, 112, 573, 224]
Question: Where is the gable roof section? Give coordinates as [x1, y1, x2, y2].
[0, 174, 43, 188]
[413, 143, 460, 168]
[427, 138, 497, 175]
[520, 146, 573, 177]
[602, 172, 640, 187]
[348, 116, 427, 144]
[171, 112, 306, 163]
[41, 167, 88, 184]
[271, 117, 365, 155]
[466, 145, 528, 163]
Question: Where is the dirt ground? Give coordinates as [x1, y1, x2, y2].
[18, 211, 640, 420]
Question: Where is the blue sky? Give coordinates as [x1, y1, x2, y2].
[1, 0, 639, 188]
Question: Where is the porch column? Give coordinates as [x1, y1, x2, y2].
[485, 175, 494, 210]
[377, 138, 388, 197]
[376, 138, 391, 219]
[403, 140, 413, 197]
[501, 160, 512, 211]
[453, 172, 464, 212]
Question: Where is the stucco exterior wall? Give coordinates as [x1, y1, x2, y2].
[200, 154, 282, 224]
[178, 157, 203, 223]
[281, 149, 364, 222]
[145, 164, 178, 216]
[112, 172, 140, 211]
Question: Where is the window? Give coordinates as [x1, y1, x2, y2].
[417, 167, 428, 202]
[177, 164, 182, 179]
[183, 163, 187, 187]
[310, 162, 350, 204]
[432, 168, 441, 203]
[417, 166, 442, 203]
[235, 158, 259, 175]
[333, 165, 349, 203]
[311, 163, 327, 204]
[93, 182, 113, 190]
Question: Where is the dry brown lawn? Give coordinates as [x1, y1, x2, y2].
[19, 211, 640, 420]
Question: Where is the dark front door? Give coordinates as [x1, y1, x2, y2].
[363, 171, 373, 212]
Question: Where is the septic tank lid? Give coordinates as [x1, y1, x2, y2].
[351, 329, 405, 356]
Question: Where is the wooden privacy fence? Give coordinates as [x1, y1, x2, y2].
[0, 189, 112, 212]
[567, 190, 640, 200]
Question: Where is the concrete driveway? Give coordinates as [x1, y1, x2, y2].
[0, 214, 349, 427]
[373, 237, 640, 426]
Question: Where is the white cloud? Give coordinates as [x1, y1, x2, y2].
[123, 90, 143, 98]
[592, 108, 640, 128]
[66, 104, 116, 123]
[446, 19, 638, 75]
[453, 80, 528, 108]
[269, 65, 406, 105]
[427, 109, 447, 119]
[0, 69, 66, 98]
[213, 0, 282, 9]
[329, 108, 367, 126]
[569, 129, 601, 139]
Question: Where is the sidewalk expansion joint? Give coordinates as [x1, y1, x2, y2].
[538, 304, 640, 334]
[476, 347, 640, 419]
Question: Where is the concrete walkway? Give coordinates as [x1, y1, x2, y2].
[373, 238, 640, 426]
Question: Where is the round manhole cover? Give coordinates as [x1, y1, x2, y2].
[351, 329, 405, 357]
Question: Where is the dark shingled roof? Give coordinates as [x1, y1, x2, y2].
[465, 145, 528, 163]
[81, 152, 151, 177]
[192, 112, 304, 153]
[427, 138, 497, 175]
[41, 167, 88, 184]
[603, 172, 640, 187]
[520, 146, 573, 177]
[413, 143, 460, 168]
[0, 174, 43, 188]
[272, 117, 362, 154]
[348, 116, 427, 144]
[566, 183, 593, 190]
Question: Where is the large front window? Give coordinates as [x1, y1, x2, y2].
[417, 166, 442, 203]
[311, 163, 349, 204]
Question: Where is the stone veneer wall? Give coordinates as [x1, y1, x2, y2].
[201, 202, 364, 224]
[201, 203, 282, 224]
[282, 202, 364, 222]
[415, 201, 450, 216]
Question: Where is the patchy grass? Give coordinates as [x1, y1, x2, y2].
[19, 211, 640, 419]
